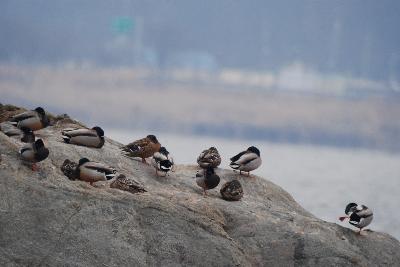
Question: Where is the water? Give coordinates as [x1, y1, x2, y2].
[108, 129, 400, 240]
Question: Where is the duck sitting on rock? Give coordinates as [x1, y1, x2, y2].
[220, 180, 244, 201]
[74, 158, 117, 186]
[339, 203, 374, 235]
[195, 166, 220, 196]
[197, 146, 221, 169]
[9, 107, 50, 131]
[229, 146, 262, 176]
[151, 146, 174, 176]
[110, 174, 147, 194]
[19, 139, 49, 171]
[1, 122, 35, 143]
[62, 126, 105, 148]
[122, 135, 161, 163]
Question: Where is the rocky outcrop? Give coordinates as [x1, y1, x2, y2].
[0, 111, 400, 266]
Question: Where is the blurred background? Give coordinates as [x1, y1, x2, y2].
[1, 1, 399, 238]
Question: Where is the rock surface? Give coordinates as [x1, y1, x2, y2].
[0, 114, 400, 266]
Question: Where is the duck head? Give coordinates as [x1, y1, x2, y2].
[92, 126, 104, 137]
[344, 203, 359, 214]
[159, 146, 169, 155]
[247, 146, 260, 156]
[78, 157, 90, 166]
[34, 139, 45, 149]
[147, 135, 159, 143]
[35, 107, 46, 117]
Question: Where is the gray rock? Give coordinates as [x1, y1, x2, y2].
[0, 120, 399, 266]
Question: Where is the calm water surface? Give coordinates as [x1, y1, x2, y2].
[108, 129, 400, 240]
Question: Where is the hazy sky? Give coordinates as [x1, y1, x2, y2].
[1, 0, 400, 81]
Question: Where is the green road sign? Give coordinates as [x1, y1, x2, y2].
[112, 16, 134, 34]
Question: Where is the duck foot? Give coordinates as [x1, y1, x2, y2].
[202, 189, 208, 197]
[31, 163, 39, 172]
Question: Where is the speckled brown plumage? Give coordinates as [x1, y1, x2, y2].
[197, 147, 221, 169]
[61, 159, 79, 180]
[122, 135, 161, 162]
[110, 174, 146, 194]
[220, 180, 244, 201]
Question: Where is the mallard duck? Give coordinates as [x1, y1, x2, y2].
[195, 166, 220, 196]
[19, 139, 49, 171]
[339, 203, 374, 235]
[62, 126, 105, 148]
[121, 135, 161, 163]
[229, 146, 262, 176]
[151, 146, 174, 176]
[10, 107, 50, 131]
[75, 158, 116, 186]
[220, 180, 244, 201]
[197, 147, 221, 169]
[1, 122, 35, 143]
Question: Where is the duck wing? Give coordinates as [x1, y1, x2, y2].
[230, 150, 247, 162]
[62, 128, 97, 137]
[10, 110, 37, 123]
[355, 207, 373, 218]
[19, 143, 35, 161]
[1, 122, 21, 136]
[122, 137, 150, 153]
[232, 152, 258, 165]
[19, 143, 33, 155]
[153, 151, 167, 163]
[83, 162, 115, 174]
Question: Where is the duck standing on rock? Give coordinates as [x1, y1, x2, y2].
[197, 146, 221, 169]
[196, 166, 220, 196]
[121, 135, 161, 163]
[62, 126, 105, 148]
[9, 107, 50, 131]
[339, 203, 374, 235]
[229, 146, 262, 176]
[151, 146, 174, 176]
[75, 158, 117, 186]
[19, 139, 49, 171]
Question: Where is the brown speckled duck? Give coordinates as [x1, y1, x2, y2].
[220, 180, 244, 201]
[197, 146, 221, 169]
[10, 107, 50, 131]
[122, 135, 161, 163]
[110, 174, 147, 194]
[62, 126, 105, 148]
